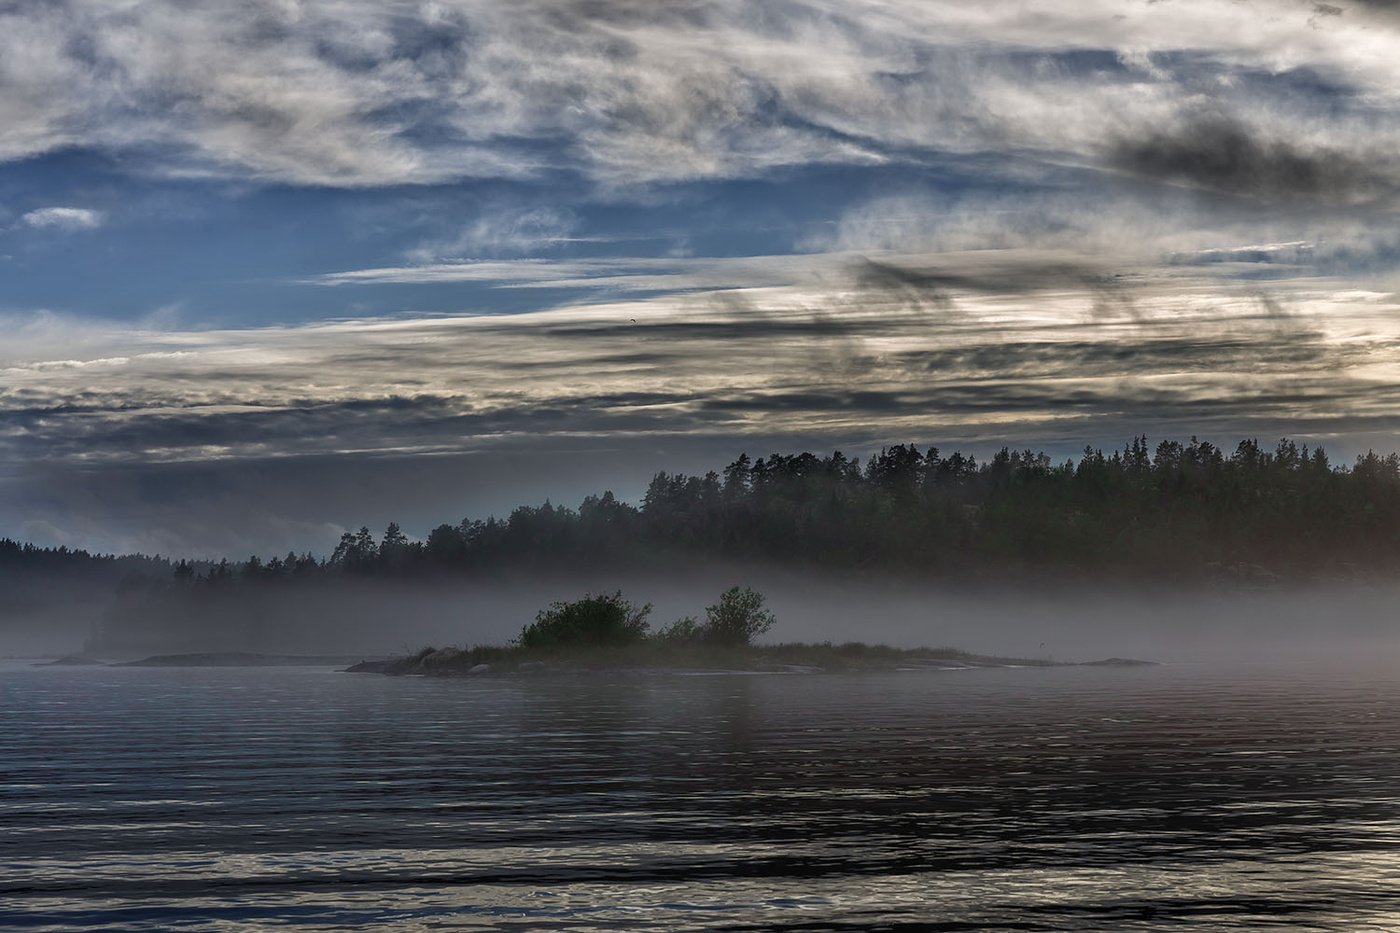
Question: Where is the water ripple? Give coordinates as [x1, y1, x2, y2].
[2, 662, 1399, 930]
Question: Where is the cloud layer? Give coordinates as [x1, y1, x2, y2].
[3, 0, 1400, 193]
[5, 253, 1396, 472]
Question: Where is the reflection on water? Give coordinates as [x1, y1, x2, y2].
[3, 661, 1399, 930]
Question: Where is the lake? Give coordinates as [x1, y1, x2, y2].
[3, 659, 1399, 930]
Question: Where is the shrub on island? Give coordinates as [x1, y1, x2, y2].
[654, 585, 776, 648]
[515, 590, 652, 649]
[702, 585, 776, 647]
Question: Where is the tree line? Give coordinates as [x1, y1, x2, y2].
[127, 435, 1400, 586]
[0, 539, 170, 593]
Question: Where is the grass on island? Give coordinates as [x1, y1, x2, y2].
[350, 587, 1058, 675]
[365, 640, 1052, 675]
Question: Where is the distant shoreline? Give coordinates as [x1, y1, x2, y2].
[39, 652, 365, 668]
[343, 645, 1156, 677]
[33, 647, 1157, 673]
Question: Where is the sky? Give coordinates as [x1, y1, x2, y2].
[5, 0, 1400, 557]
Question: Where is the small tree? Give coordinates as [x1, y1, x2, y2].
[516, 591, 652, 649]
[703, 586, 776, 647]
[653, 616, 704, 645]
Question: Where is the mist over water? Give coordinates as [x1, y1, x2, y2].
[8, 566, 1400, 931]
[4, 659, 1399, 931]
[27, 569, 1400, 667]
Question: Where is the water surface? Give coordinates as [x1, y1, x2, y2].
[3, 660, 1399, 930]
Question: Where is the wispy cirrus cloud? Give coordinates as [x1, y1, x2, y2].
[20, 206, 104, 231]
[403, 205, 585, 263]
[3, 0, 1400, 195]
[310, 253, 829, 291]
[5, 258, 1398, 472]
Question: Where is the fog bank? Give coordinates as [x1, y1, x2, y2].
[16, 564, 1389, 666]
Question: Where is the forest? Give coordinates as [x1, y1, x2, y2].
[194, 437, 1400, 581]
[10, 435, 1398, 594]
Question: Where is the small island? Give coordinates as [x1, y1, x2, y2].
[345, 587, 1154, 676]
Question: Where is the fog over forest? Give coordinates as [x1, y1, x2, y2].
[9, 435, 1400, 663]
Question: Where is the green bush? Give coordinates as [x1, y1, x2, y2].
[703, 586, 776, 647]
[516, 591, 652, 649]
[653, 615, 704, 645]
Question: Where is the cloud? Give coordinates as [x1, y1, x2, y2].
[314, 259, 604, 287]
[3, 252, 1395, 472]
[1, 0, 1399, 193]
[1108, 113, 1394, 204]
[404, 205, 583, 262]
[801, 178, 1400, 293]
[310, 253, 830, 291]
[20, 206, 105, 231]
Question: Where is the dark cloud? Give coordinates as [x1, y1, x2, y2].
[894, 331, 1336, 379]
[0, 283, 1367, 489]
[852, 257, 1110, 297]
[538, 317, 871, 341]
[1109, 114, 1391, 204]
[848, 257, 1154, 327]
[700, 389, 909, 414]
[851, 259, 956, 308]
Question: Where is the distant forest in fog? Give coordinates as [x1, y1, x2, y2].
[9, 436, 1400, 591]
[6, 434, 1396, 655]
